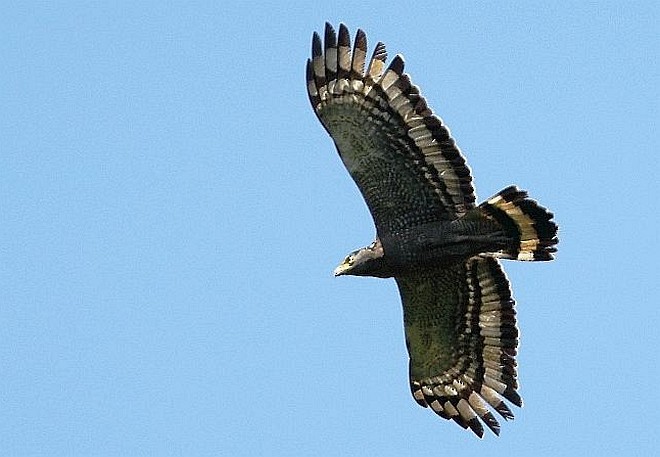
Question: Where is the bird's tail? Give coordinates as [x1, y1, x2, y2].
[478, 186, 558, 261]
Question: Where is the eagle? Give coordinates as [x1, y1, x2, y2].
[306, 23, 558, 437]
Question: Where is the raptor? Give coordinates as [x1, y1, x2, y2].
[306, 23, 558, 437]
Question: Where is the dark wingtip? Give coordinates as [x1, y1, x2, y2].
[388, 54, 405, 75]
[350, 28, 368, 77]
[312, 31, 322, 57]
[338, 23, 350, 47]
[355, 28, 367, 51]
[324, 22, 336, 49]
[503, 388, 523, 408]
[305, 58, 313, 78]
[452, 414, 469, 430]
[493, 399, 515, 420]
[481, 411, 501, 436]
[467, 417, 485, 438]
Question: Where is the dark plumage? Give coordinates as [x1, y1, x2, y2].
[307, 23, 558, 437]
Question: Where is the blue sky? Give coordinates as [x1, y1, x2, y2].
[2, 1, 658, 455]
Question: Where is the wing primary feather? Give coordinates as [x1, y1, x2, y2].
[446, 400, 469, 430]
[351, 28, 367, 78]
[306, 59, 320, 108]
[376, 54, 406, 94]
[371, 41, 387, 62]
[311, 31, 322, 58]
[365, 41, 387, 84]
[494, 401, 515, 420]
[311, 31, 325, 95]
[502, 386, 523, 407]
[323, 23, 337, 85]
[429, 400, 451, 420]
[387, 54, 405, 76]
[336, 23, 351, 80]
[457, 398, 484, 438]
[467, 391, 501, 436]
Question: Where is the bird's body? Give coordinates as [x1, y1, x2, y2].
[341, 218, 509, 278]
[382, 220, 508, 269]
[307, 23, 558, 437]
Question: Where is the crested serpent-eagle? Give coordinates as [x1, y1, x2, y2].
[306, 23, 558, 437]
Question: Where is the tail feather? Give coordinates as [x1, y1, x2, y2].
[479, 186, 558, 261]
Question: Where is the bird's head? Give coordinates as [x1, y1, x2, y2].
[333, 239, 386, 277]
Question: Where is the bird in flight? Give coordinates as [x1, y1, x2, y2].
[306, 23, 558, 437]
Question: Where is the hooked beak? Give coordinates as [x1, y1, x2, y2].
[333, 262, 350, 277]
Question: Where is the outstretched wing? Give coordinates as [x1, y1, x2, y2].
[396, 256, 521, 437]
[306, 23, 476, 234]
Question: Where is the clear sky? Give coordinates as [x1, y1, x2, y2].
[2, 1, 658, 456]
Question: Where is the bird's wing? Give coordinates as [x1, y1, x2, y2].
[395, 256, 521, 437]
[307, 23, 476, 234]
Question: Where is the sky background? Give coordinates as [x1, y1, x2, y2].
[2, 1, 658, 456]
